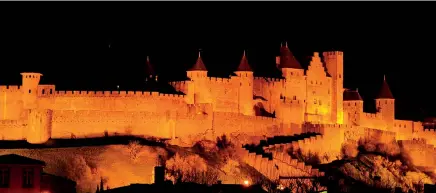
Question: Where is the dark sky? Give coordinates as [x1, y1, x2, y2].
[0, 2, 434, 120]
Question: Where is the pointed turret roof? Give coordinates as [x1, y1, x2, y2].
[236, 50, 252, 71]
[145, 56, 155, 76]
[279, 42, 303, 69]
[376, 75, 394, 99]
[188, 51, 207, 71]
[343, 89, 363, 101]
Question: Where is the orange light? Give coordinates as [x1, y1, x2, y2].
[243, 180, 250, 186]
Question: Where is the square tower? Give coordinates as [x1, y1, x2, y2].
[323, 51, 344, 124]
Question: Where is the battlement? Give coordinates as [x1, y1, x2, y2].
[207, 77, 233, 83]
[39, 90, 185, 99]
[363, 112, 381, 119]
[214, 112, 277, 122]
[0, 119, 24, 125]
[169, 80, 189, 85]
[280, 98, 305, 105]
[0, 85, 21, 92]
[254, 77, 284, 84]
[323, 51, 343, 56]
[306, 123, 354, 129]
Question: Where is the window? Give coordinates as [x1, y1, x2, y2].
[28, 89, 31, 94]
[0, 168, 10, 188]
[293, 96, 296, 100]
[42, 89, 45, 94]
[22, 168, 34, 188]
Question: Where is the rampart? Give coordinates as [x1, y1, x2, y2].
[0, 120, 26, 140]
[361, 112, 387, 130]
[241, 147, 324, 181]
[37, 91, 187, 113]
[399, 139, 436, 169]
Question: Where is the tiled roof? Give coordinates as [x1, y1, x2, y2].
[0, 154, 45, 166]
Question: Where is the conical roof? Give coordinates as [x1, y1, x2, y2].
[376, 75, 394, 99]
[279, 42, 303, 69]
[236, 50, 252, 71]
[188, 51, 207, 71]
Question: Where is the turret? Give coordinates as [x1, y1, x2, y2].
[20, 72, 42, 109]
[186, 51, 209, 104]
[187, 51, 208, 79]
[323, 51, 344, 124]
[343, 89, 363, 125]
[278, 42, 306, 109]
[375, 75, 395, 130]
[278, 42, 304, 78]
[234, 50, 254, 116]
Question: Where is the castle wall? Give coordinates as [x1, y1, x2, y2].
[207, 77, 239, 113]
[399, 139, 436, 169]
[360, 112, 387, 130]
[38, 91, 186, 112]
[0, 86, 24, 120]
[281, 69, 306, 102]
[0, 120, 26, 140]
[253, 77, 283, 114]
[343, 101, 363, 125]
[50, 110, 181, 139]
[212, 112, 282, 143]
[393, 119, 420, 141]
[276, 99, 305, 130]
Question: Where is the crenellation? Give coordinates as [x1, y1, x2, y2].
[0, 47, 428, 183]
[0, 85, 21, 92]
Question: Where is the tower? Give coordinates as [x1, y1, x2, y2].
[375, 75, 395, 130]
[343, 89, 363, 125]
[279, 42, 305, 101]
[323, 51, 344, 124]
[234, 50, 254, 116]
[20, 72, 42, 109]
[186, 51, 209, 104]
[279, 42, 304, 78]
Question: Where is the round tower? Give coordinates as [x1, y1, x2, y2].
[21, 72, 42, 109]
[186, 51, 209, 104]
[235, 50, 254, 116]
[375, 75, 395, 130]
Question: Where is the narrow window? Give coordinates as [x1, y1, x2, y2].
[0, 168, 10, 188]
[28, 89, 31, 94]
[22, 168, 34, 188]
[42, 89, 45, 94]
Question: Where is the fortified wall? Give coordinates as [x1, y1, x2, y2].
[0, 46, 433, 169]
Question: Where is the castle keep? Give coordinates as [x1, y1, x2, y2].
[0, 43, 434, 154]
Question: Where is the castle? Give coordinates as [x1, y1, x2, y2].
[0, 43, 434, 155]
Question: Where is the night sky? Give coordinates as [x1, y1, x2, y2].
[0, 2, 434, 120]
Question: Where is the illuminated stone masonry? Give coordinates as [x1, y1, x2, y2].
[0, 44, 433, 162]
